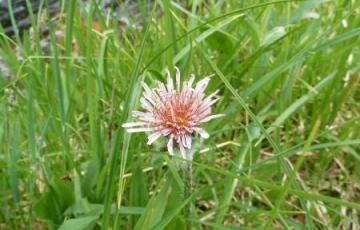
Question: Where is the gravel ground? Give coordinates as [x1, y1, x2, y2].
[0, 0, 145, 80]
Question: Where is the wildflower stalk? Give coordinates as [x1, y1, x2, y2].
[183, 160, 192, 230]
[122, 67, 223, 229]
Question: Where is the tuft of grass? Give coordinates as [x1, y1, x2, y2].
[0, 0, 359, 229]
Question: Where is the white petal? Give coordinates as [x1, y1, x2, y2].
[202, 98, 220, 111]
[126, 127, 153, 133]
[143, 94, 156, 106]
[141, 81, 151, 93]
[140, 97, 154, 111]
[183, 135, 192, 148]
[167, 135, 174, 155]
[138, 116, 159, 123]
[196, 108, 212, 121]
[132, 111, 157, 122]
[141, 81, 159, 102]
[182, 74, 195, 98]
[199, 114, 225, 123]
[189, 96, 201, 108]
[159, 128, 172, 136]
[132, 111, 152, 117]
[206, 89, 220, 100]
[175, 66, 181, 91]
[181, 136, 187, 148]
[194, 77, 210, 95]
[196, 98, 220, 117]
[179, 141, 186, 159]
[193, 127, 210, 139]
[122, 122, 148, 128]
[147, 132, 162, 145]
[141, 81, 157, 101]
[166, 69, 174, 92]
[206, 97, 220, 107]
[182, 80, 188, 95]
[188, 74, 195, 88]
[156, 81, 168, 97]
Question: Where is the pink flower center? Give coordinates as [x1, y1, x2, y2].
[155, 99, 193, 135]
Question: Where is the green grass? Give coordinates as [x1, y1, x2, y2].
[0, 0, 359, 229]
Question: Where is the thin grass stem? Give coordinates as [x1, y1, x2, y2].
[183, 161, 193, 230]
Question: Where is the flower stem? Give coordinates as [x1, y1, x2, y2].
[183, 161, 192, 230]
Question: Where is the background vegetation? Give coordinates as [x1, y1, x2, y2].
[0, 0, 359, 229]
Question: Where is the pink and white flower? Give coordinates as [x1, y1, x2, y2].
[122, 67, 223, 159]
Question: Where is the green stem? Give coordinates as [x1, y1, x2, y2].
[183, 161, 192, 230]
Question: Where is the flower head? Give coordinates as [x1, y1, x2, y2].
[122, 67, 223, 159]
